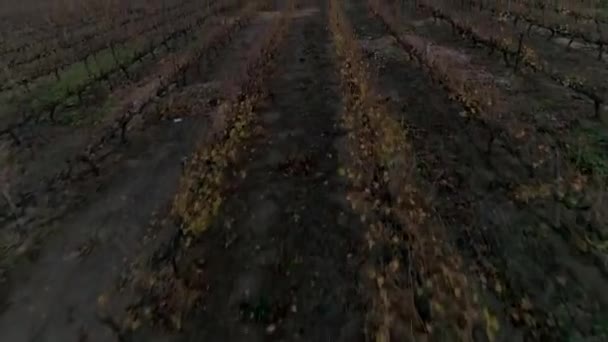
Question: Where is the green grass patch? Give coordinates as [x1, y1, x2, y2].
[1, 33, 174, 124]
[568, 316, 608, 341]
[3, 44, 137, 115]
[569, 124, 608, 182]
[37, 45, 135, 102]
[0, 44, 136, 125]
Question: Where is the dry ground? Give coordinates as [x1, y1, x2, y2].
[1, 0, 608, 341]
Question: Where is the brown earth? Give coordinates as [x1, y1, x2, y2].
[1, 0, 608, 341]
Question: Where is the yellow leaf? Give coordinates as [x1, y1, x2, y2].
[495, 281, 503, 295]
[483, 308, 500, 342]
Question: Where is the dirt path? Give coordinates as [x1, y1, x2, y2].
[168, 2, 366, 340]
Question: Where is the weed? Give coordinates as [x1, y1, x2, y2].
[36, 45, 134, 103]
[239, 297, 272, 323]
[568, 316, 608, 341]
[569, 125, 608, 182]
[0, 44, 136, 120]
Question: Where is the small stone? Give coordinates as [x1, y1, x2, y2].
[266, 324, 276, 334]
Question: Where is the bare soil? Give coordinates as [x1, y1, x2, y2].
[1, 1, 608, 341]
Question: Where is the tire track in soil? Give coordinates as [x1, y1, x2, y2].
[0, 9, 274, 342]
[345, 0, 608, 340]
[172, 2, 366, 341]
